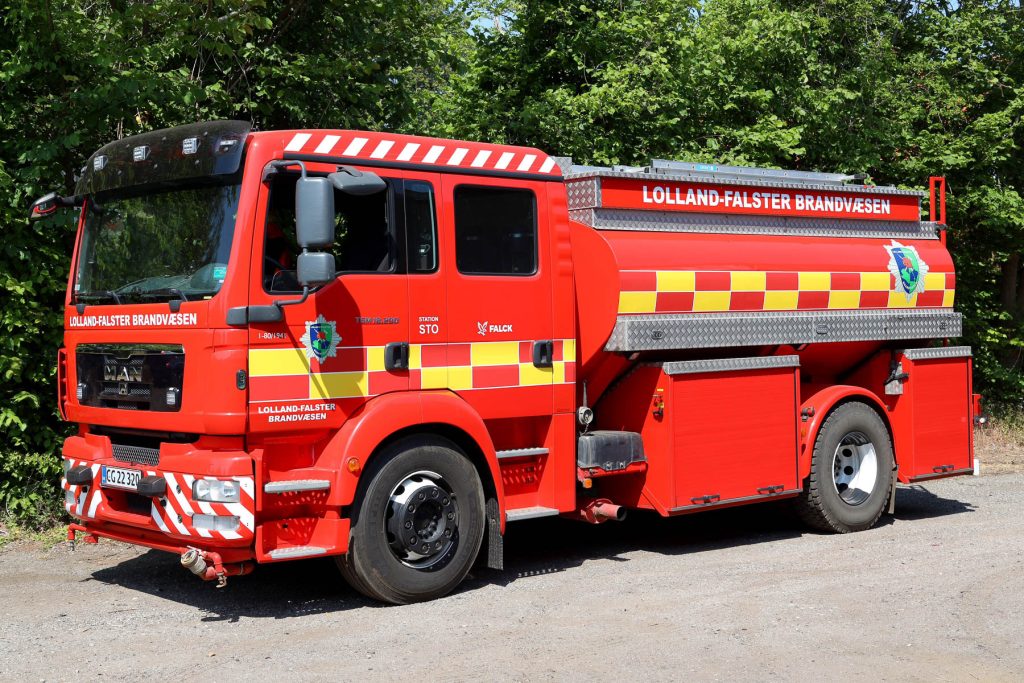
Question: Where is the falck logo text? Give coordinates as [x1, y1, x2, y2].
[476, 321, 513, 337]
[885, 241, 929, 302]
[301, 314, 341, 363]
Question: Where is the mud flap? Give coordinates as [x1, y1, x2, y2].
[485, 497, 503, 571]
[887, 464, 898, 515]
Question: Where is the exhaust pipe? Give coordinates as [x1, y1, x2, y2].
[593, 501, 626, 522]
[576, 498, 628, 524]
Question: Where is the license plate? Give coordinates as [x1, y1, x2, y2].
[101, 465, 142, 492]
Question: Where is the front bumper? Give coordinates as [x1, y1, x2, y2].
[61, 433, 255, 559]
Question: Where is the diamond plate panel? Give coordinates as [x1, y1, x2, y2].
[662, 354, 800, 376]
[568, 208, 596, 225]
[901, 346, 972, 361]
[606, 310, 962, 352]
[583, 208, 938, 240]
[565, 178, 601, 210]
[564, 168, 924, 196]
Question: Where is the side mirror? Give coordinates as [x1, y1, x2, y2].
[328, 167, 386, 196]
[295, 176, 335, 248]
[297, 251, 336, 287]
[30, 192, 61, 220]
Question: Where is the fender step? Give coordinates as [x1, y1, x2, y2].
[264, 479, 332, 494]
[267, 546, 328, 560]
[505, 506, 559, 522]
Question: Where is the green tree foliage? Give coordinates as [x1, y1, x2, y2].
[0, 0, 1021, 526]
[0, 0, 468, 523]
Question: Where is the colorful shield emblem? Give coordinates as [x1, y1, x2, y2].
[885, 241, 929, 301]
[300, 314, 340, 362]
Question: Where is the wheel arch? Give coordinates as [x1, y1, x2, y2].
[323, 391, 505, 529]
[800, 385, 895, 482]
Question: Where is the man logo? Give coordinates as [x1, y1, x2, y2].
[477, 321, 488, 337]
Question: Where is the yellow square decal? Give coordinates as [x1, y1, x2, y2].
[692, 291, 731, 312]
[519, 363, 553, 386]
[249, 348, 310, 377]
[798, 271, 830, 291]
[618, 291, 657, 314]
[471, 342, 520, 367]
[656, 271, 696, 292]
[860, 272, 891, 291]
[309, 372, 368, 399]
[447, 366, 473, 391]
[828, 291, 861, 309]
[731, 271, 767, 292]
[420, 367, 448, 389]
[764, 291, 799, 310]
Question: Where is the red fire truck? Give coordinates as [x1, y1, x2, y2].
[34, 121, 975, 604]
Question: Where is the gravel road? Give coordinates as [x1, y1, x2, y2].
[1, 473, 1022, 682]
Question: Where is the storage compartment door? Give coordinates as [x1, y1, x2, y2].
[668, 357, 801, 510]
[901, 348, 974, 481]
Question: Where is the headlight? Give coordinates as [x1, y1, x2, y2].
[192, 479, 240, 503]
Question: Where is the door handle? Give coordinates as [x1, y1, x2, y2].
[532, 340, 554, 368]
[385, 342, 409, 371]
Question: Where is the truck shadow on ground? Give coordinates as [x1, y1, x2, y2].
[89, 484, 972, 621]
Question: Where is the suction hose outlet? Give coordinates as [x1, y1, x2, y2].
[180, 548, 208, 577]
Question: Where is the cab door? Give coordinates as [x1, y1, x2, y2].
[438, 175, 555, 427]
[246, 164, 410, 434]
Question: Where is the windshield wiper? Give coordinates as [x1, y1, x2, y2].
[76, 290, 122, 305]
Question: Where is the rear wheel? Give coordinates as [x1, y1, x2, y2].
[797, 402, 894, 533]
[337, 435, 485, 604]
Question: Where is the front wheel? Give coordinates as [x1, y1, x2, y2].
[337, 435, 486, 604]
[797, 402, 894, 533]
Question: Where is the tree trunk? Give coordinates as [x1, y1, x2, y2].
[1000, 253, 1021, 317]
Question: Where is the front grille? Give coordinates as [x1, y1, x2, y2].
[76, 344, 184, 412]
[112, 443, 160, 466]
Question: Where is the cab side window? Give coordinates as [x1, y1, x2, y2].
[262, 173, 396, 292]
[453, 186, 537, 276]
[405, 180, 438, 274]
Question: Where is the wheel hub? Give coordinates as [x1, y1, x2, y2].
[386, 471, 458, 569]
[832, 431, 879, 506]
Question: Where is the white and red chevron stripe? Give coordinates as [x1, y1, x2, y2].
[61, 458, 100, 519]
[61, 457, 254, 543]
[276, 130, 561, 177]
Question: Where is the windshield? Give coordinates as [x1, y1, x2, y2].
[74, 182, 242, 303]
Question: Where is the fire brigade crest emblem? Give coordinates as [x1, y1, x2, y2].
[885, 240, 929, 302]
[301, 314, 340, 362]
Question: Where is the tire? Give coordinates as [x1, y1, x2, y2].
[336, 435, 486, 604]
[797, 401, 894, 533]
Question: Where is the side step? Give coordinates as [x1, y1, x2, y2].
[264, 479, 331, 494]
[496, 447, 549, 460]
[267, 546, 328, 560]
[506, 506, 559, 522]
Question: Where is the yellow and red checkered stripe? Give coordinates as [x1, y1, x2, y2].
[617, 270, 955, 314]
[249, 339, 576, 402]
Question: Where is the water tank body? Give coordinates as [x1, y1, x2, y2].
[565, 164, 956, 397]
